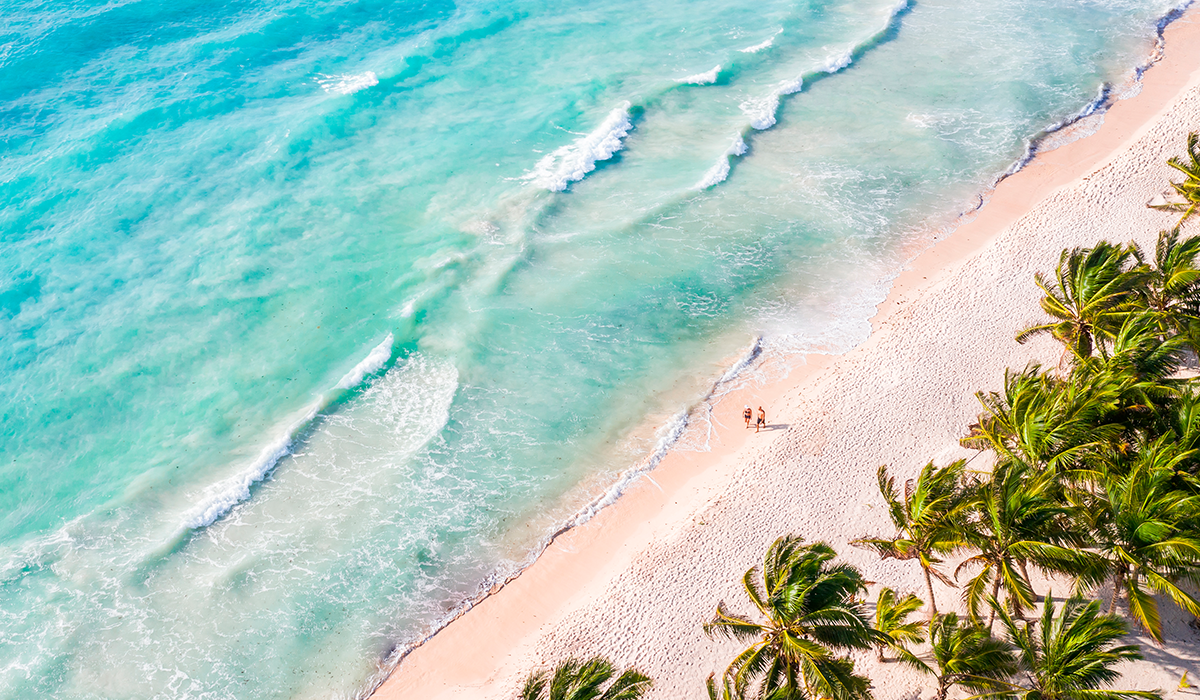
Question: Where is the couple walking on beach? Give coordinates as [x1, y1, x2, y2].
[743, 405, 766, 432]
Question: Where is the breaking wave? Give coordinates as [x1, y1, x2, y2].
[522, 102, 634, 191]
[739, 30, 781, 53]
[695, 134, 749, 189]
[679, 65, 721, 85]
[316, 71, 379, 95]
[182, 333, 395, 530]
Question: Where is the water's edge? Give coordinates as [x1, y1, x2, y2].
[355, 4, 1195, 696]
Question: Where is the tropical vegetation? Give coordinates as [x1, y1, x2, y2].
[523, 133, 1200, 700]
[703, 536, 879, 700]
[1150, 132, 1200, 225]
[872, 587, 925, 662]
[518, 657, 652, 700]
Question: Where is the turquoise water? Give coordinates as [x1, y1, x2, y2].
[0, 0, 1185, 696]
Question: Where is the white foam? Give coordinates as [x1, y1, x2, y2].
[316, 71, 379, 95]
[336, 333, 394, 390]
[567, 409, 690, 529]
[717, 335, 763, 385]
[738, 0, 911, 134]
[695, 135, 749, 189]
[183, 405, 319, 529]
[696, 160, 732, 190]
[739, 30, 781, 53]
[821, 48, 853, 73]
[679, 65, 721, 85]
[522, 102, 633, 192]
[740, 77, 801, 130]
[183, 334, 394, 530]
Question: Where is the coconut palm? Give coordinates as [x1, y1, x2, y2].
[901, 612, 1017, 700]
[1016, 242, 1147, 361]
[1131, 228, 1200, 333]
[704, 536, 878, 700]
[962, 365, 1119, 472]
[1150, 132, 1200, 226]
[519, 657, 652, 700]
[1083, 450, 1200, 642]
[705, 671, 815, 700]
[984, 595, 1162, 700]
[853, 461, 971, 615]
[956, 461, 1089, 629]
[872, 587, 926, 661]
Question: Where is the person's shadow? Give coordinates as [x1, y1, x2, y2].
[758, 423, 789, 432]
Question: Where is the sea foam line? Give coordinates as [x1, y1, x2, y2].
[316, 71, 379, 95]
[182, 333, 395, 530]
[695, 134, 749, 189]
[679, 65, 721, 85]
[740, 0, 910, 131]
[364, 333, 770, 695]
[739, 30, 782, 53]
[522, 102, 633, 192]
[556, 334, 763, 533]
[994, 0, 1194, 185]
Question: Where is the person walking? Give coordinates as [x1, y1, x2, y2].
[743, 405, 753, 428]
[756, 406, 766, 432]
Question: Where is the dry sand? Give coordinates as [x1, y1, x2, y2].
[371, 8, 1200, 699]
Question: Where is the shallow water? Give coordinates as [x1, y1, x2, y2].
[0, 0, 1186, 696]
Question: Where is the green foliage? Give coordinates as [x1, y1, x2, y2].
[901, 612, 1017, 700]
[986, 594, 1163, 700]
[1131, 227, 1200, 334]
[1016, 242, 1147, 361]
[853, 461, 972, 615]
[955, 460, 1089, 628]
[961, 363, 1120, 472]
[873, 587, 926, 661]
[519, 657, 652, 700]
[1150, 132, 1200, 226]
[704, 536, 879, 700]
[1081, 451, 1200, 642]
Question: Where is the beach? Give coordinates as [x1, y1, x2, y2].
[371, 7, 1200, 699]
[4, 1, 1198, 697]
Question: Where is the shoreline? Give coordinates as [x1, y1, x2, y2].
[368, 8, 1200, 699]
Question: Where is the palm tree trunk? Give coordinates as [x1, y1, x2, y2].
[936, 677, 950, 700]
[1109, 568, 1125, 614]
[877, 645, 886, 663]
[1018, 559, 1032, 597]
[986, 572, 1002, 632]
[924, 566, 938, 617]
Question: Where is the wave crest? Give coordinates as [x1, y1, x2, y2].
[679, 65, 721, 85]
[183, 333, 395, 530]
[316, 71, 379, 95]
[522, 102, 634, 192]
[695, 135, 749, 189]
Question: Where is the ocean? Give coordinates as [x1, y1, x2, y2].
[0, 0, 1187, 696]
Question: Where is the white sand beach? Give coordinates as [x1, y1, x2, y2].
[371, 9, 1200, 699]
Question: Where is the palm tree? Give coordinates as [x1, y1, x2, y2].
[853, 461, 971, 615]
[1016, 242, 1146, 361]
[961, 364, 1119, 472]
[1131, 228, 1200, 334]
[955, 461, 1088, 629]
[985, 595, 1162, 700]
[901, 612, 1017, 700]
[704, 536, 878, 700]
[1150, 132, 1200, 226]
[1084, 450, 1200, 642]
[519, 657, 652, 700]
[872, 587, 926, 661]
